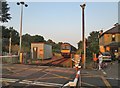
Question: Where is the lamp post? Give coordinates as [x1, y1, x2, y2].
[80, 3, 86, 69]
[17, 2, 28, 63]
[17, 2, 28, 53]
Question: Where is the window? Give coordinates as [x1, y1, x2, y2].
[112, 34, 115, 41]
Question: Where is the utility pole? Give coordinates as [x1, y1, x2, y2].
[9, 32, 12, 55]
[80, 3, 86, 69]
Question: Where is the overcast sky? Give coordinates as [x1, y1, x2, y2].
[4, 2, 118, 48]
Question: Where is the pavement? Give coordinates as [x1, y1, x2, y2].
[80, 61, 119, 88]
[80, 68, 109, 87]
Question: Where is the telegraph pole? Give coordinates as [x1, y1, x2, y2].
[80, 3, 86, 69]
[9, 32, 12, 55]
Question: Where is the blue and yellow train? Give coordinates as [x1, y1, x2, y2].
[61, 43, 77, 58]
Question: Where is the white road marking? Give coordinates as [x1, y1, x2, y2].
[1, 78, 19, 83]
[1, 78, 63, 87]
[106, 78, 119, 80]
[34, 81, 63, 86]
[101, 69, 107, 75]
[19, 80, 63, 86]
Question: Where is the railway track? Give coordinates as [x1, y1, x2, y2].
[43, 58, 69, 67]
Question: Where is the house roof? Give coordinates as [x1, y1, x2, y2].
[99, 24, 120, 37]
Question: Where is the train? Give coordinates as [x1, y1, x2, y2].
[60, 43, 77, 58]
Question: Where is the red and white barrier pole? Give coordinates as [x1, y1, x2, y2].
[62, 58, 81, 88]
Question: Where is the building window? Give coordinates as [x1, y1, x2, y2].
[112, 34, 115, 41]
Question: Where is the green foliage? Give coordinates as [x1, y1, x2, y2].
[9, 27, 19, 45]
[2, 26, 19, 52]
[22, 33, 31, 46]
[78, 41, 83, 49]
[87, 31, 99, 54]
[46, 39, 61, 53]
[0, 1, 11, 23]
[86, 31, 99, 60]
[86, 47, 92, 60]
[2, 27, 62, 53]
[2, 26, 10, 38]
[31, 35, 45, 43]
[22, 34, 46, 52]
[78, 31, 99, 60]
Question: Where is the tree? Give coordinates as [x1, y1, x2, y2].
[46, 39, 61, 53]
[77, 31, 99, 60]
[58, 42, 63, 45]
[21, 34, 46, 52]
[22, 33, 31, 52]
[46, 39, 55, 45]
[22, 33, 31, 45]
[2, 26, 19, 53]
[2, 26, 10, 38]
[77, 40, 83, 54]
[86, 31, 99, 60]
[0, 1, 11, 23]
[9, 27, 19, 45]
[31, 35, 45, 43]
[2, 26, 9, 52]
[78, 40, 83, 49]
[87, 31, 99, 54]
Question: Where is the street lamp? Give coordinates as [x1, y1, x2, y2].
[17, 2, 28, 63]
[80, 3, 86, 69]
[17, 2, 28, 55]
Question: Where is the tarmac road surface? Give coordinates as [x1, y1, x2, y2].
[80, 61, 119, 88]
[1, 64, 76, 88]
[1, 61, 119, 88]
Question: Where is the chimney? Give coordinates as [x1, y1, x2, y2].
[99, 30, 103, 35]
[114, 23, 119, 27]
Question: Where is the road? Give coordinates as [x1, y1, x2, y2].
[1, 64, 76, 88]
[1, 61, 119, 88]
[103, 61, 119, 87]
[80, 60, 119, 88]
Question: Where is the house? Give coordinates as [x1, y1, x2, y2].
[99, 23, 120, 57]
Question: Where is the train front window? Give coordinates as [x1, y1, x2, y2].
[61, 45, 70, 50]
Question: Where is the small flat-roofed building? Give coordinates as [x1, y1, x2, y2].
[31, 42, 52, 60]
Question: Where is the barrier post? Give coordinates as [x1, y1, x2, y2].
[20, 53, 23, 63]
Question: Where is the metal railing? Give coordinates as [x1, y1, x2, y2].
[0, 55, 19, 64]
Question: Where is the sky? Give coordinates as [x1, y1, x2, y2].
[4, 2, 118, 48]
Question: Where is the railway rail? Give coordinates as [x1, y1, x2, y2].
[43, 58, 69, 67]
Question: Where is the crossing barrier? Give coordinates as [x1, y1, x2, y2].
[62, 58, 81, 88]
